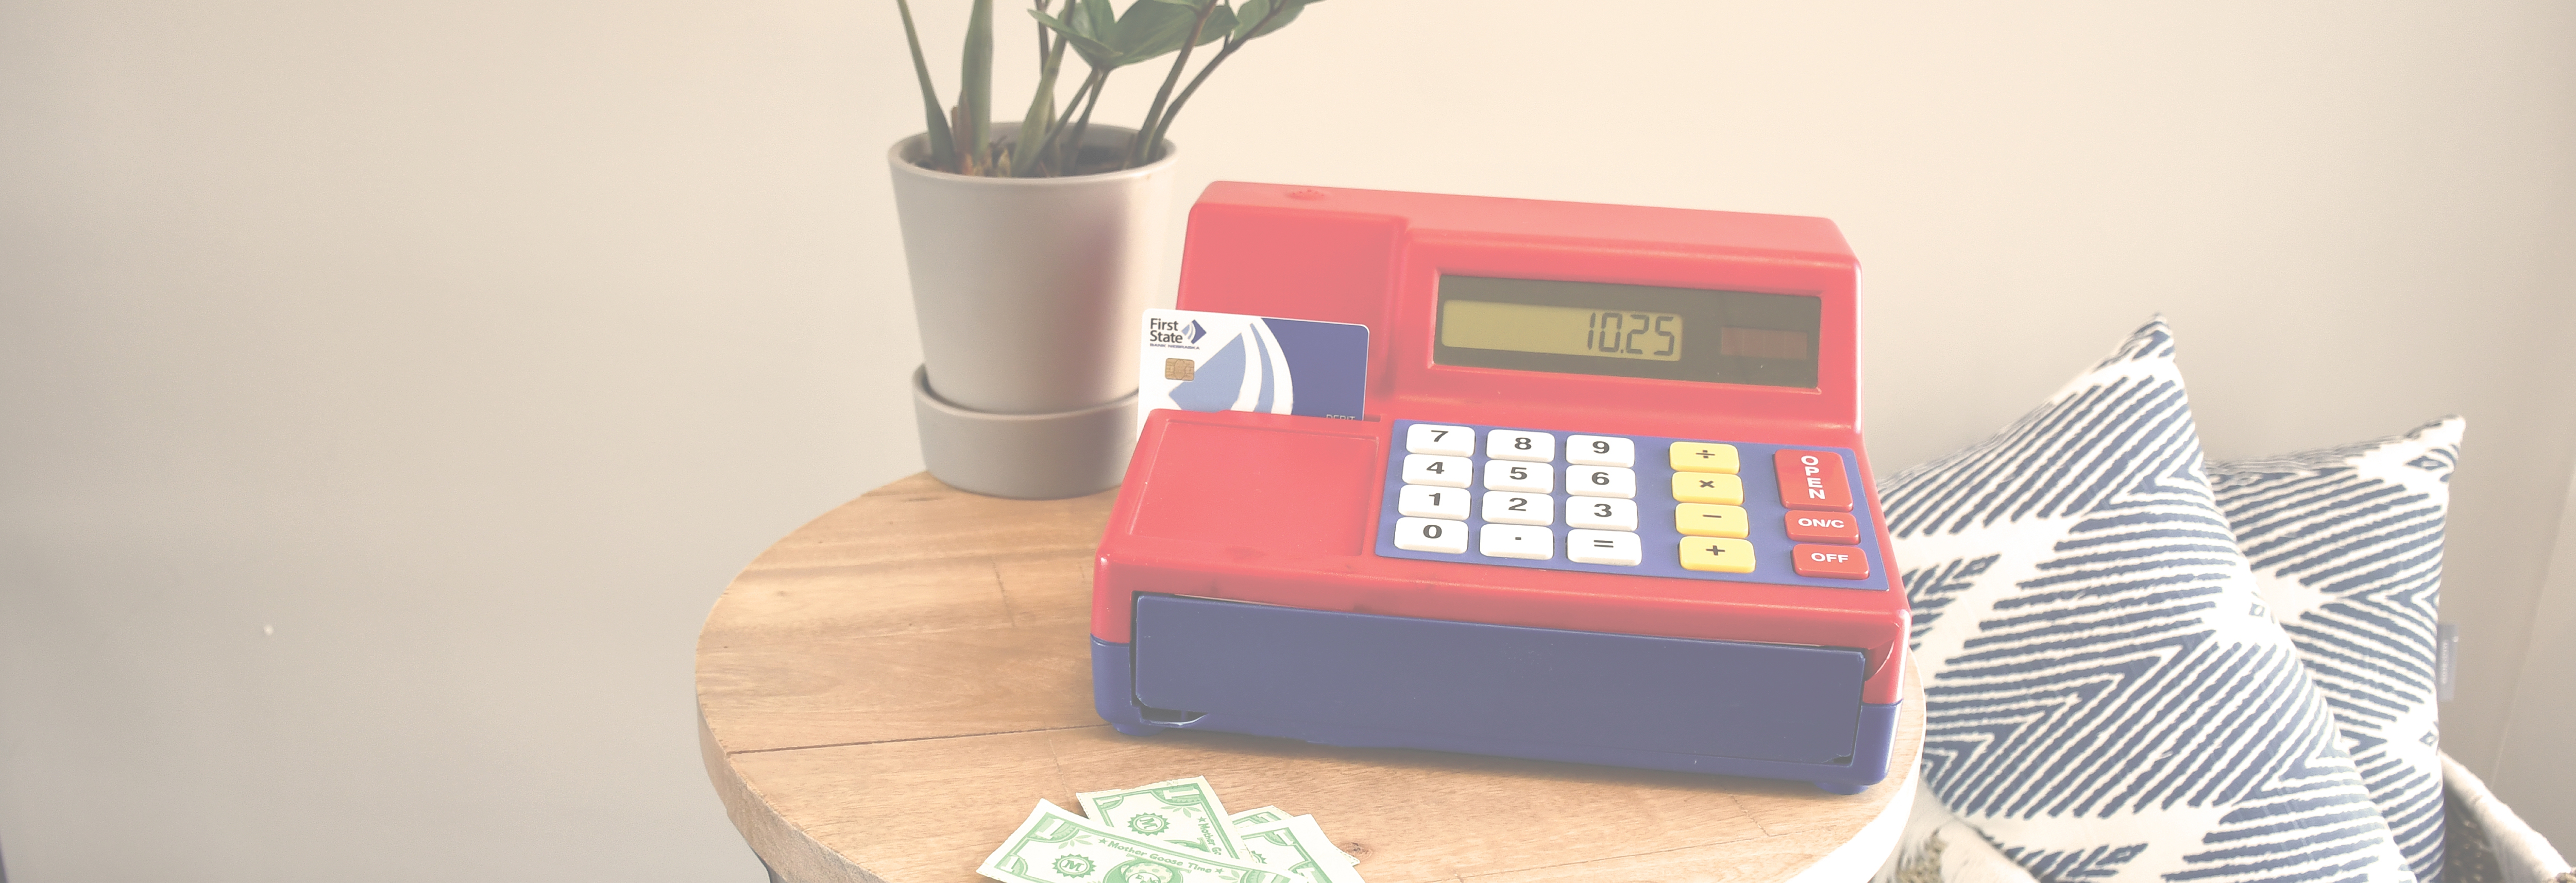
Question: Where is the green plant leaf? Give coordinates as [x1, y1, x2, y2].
[893, 0, 955, 168]
[1232, 0, 1308, 40]
[1077, 0, 1116, 40]
[1029, 10, 1116, 69]
[960, 0, 995, 171]
[1105, 0, 1206, 65]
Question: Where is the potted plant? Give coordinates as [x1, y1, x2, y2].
[889, 0, 1323, 499]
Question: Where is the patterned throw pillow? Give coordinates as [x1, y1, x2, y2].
[2209, 417, 2464, 882]
[1880, 320, 2415, 882]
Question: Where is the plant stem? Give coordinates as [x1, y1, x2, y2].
[1037, 68, 1103, 175]
[892, 0, 955, 171]
[1148, 2, 1287, 152]
[959, 0, 994, 173]
[1127, 0, 1220, 168]
[1061, 68, 1109, 173]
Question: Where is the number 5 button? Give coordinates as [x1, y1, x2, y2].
[1482, 460, 1554, 493]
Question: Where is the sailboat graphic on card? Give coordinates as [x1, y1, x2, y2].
[1139, 308, 1367, 423]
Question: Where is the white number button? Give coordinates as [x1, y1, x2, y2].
[1567, 529, 1643, 567]
[1478, 523, 1553, 560]
[1566, 497, 1639, 531]
[1480, 491, 1554, 526]
[1566, 435, 1634, 467]
[1397, 485, 1469, 520]
[1566, 465, 1636, 498]
[1403, 454, 1471, 488]
[1394, 517, 1468, 554]
[1486, 429, 1555, 462]
[1406, 423, 1475, 457]
[1481, 459, 1554, 493]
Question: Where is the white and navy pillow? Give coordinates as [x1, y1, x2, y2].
[1880, 320, 2415, 882]
[2210, 417, 2464, 882]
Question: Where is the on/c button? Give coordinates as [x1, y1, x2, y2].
[1791, 543, 1870, 579]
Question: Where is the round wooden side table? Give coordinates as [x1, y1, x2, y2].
[697, 474, 1924, 883]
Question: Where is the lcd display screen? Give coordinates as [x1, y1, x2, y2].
[1434, 276, 1820, 387]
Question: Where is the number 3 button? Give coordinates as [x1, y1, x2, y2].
[1566, 497, 1638, 531]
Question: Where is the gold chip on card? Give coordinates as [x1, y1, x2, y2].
[1164, 358, 1196, 381]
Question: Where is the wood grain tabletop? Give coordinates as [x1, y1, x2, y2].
[697, 474, 1923, 883]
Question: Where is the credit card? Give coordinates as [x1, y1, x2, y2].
[1140, 308, 1368, 423]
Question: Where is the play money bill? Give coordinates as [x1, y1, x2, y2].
[1232, 815, 1365, 883]
[1226, 806, 1289, 828]
[1076, 776, 1241, 858]
[1227, 808, 1358, 867]
[978, 799, 1292, 883]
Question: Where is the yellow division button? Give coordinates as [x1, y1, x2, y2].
[1672, 472, 1744, 505]
[1670, 442, 1739, 473]
[1675, 503, 1749, 538]
[1681, 537, 1757, 573]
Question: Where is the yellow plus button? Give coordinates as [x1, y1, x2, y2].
[1675, 503, 1749, 538]
[1670, 442, 1739, 473]
[1672, 472, 1743, 505]
[1680, 538, 1757, 573]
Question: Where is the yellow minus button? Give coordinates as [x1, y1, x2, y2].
[1670, 441, 1739, 473]
[1675, 503, 1749, 538]
[1672, 472, 1744, 505]
[1681, 537, 1757, 573]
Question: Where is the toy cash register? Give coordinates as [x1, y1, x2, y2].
[1091, 184, 1909, 793]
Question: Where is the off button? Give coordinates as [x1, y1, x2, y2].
[1791, 544, 1870, 579]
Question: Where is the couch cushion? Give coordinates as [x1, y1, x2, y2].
[2210, 416, 2463, 882]
[1881, 319, 2414, 882]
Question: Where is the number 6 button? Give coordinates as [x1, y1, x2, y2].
[1565, 465, 1635, 498]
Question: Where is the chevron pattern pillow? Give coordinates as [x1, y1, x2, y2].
[1881, 320, 2415, 882]
[2209, 417, 2465, 882]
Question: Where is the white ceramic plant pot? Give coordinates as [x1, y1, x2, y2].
[888, 123, 1176, 499]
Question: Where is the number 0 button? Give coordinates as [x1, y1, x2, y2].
[1393, 517, 1467, 554]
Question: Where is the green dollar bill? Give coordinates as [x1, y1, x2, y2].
[978, 799, 1293, 883]
[1233, 815, 1365, 883]
[1225, 807, 1288, 829]
[1076, 776, 1241, 858]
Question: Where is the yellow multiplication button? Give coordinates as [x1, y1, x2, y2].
[1675, 503, 1749, 538]
[1672, 472, 1744, 505]
[1670, 442, 1739, 473]
[1680, 537, 1757, 573]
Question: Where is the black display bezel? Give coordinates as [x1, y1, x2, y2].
[1432, 276, 1822, 388]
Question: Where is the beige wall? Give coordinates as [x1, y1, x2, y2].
[2, 1, 2569, 878]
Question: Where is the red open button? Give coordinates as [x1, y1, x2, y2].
[1785, 511, 1859, 544]
[1774, 449, 1853, 511]
[1791, 543, 1870, 579]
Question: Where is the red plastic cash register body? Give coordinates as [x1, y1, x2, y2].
[1091, 183, 1909, 792]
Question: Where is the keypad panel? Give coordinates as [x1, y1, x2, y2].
[1375, 419, 1888, 590]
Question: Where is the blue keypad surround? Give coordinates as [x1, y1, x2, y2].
[1372, 419, 1890, 591]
